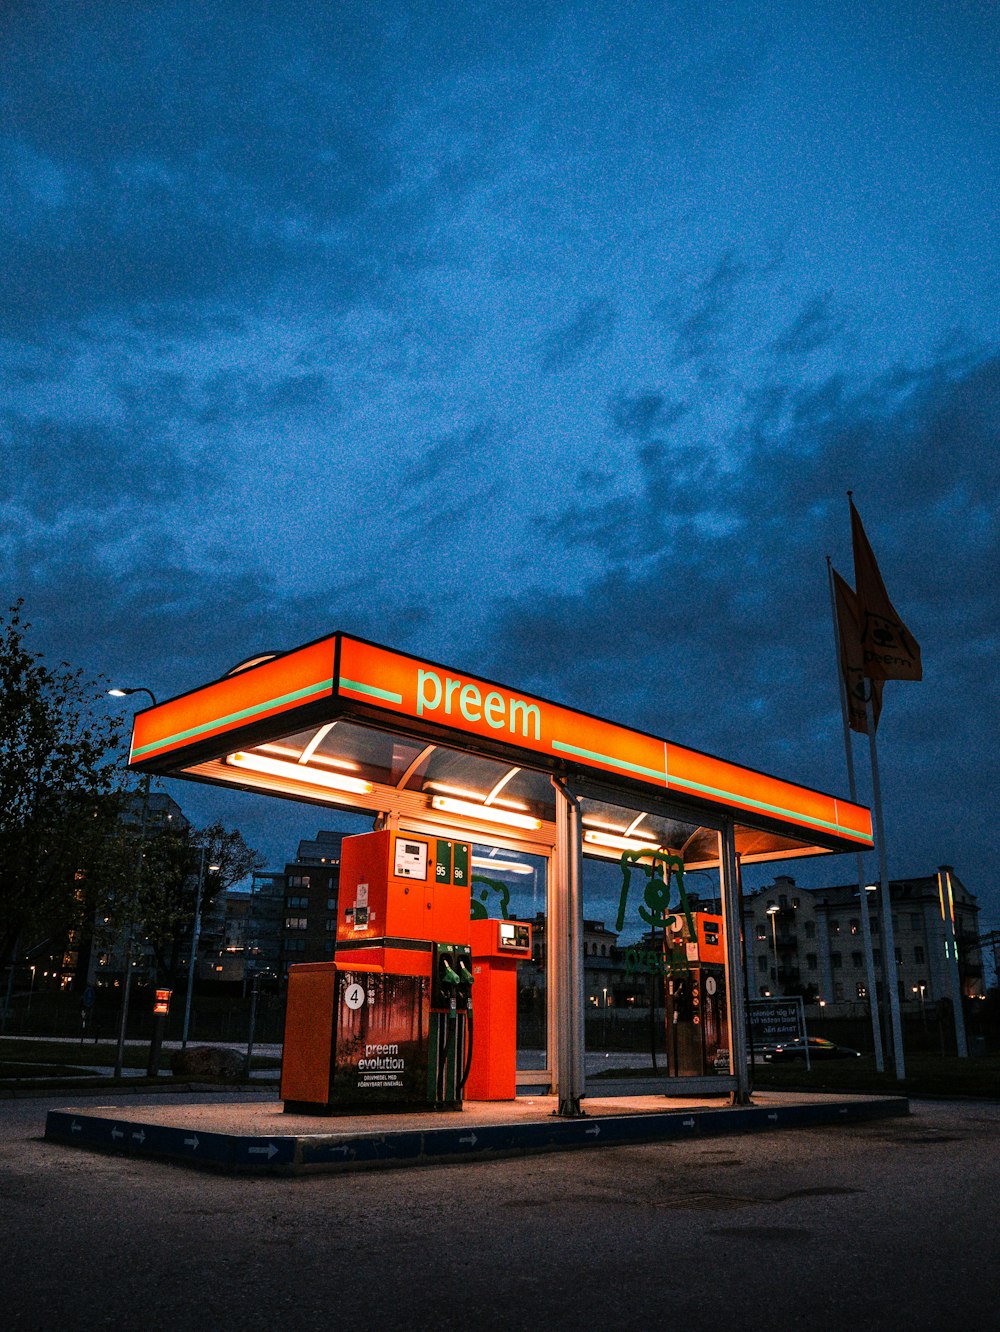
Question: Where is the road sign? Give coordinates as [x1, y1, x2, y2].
[748, 998, 806, 1046]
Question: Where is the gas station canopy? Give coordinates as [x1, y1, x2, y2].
[128, 631, 873, 865]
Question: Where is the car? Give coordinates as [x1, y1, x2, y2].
[762, 1037, 862, 1063]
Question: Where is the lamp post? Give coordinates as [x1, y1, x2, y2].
[766, 905, 781, 995]
[108, 687, 157, 1079]
[182, 846, 219, 1049]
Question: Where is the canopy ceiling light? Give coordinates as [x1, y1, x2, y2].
[257, 742, 360, 772]
[583, 829, 665, 853]
[470, 856, 535, 876]
[226, 751, 373, 796]
[430, 795, 542, 831]
[424, 780, 529, 810]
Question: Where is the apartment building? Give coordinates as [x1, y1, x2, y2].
[744, 868, 984, 1016]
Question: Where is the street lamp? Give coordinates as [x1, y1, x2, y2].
[182, 846, 219, 1049]
[108, 686, 157, 706]
[766, 905, 780, 994]
[108, 687, 157, 1079]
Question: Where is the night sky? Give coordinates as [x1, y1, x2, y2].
[4, 3, 998, 930]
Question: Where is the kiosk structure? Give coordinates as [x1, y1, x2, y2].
[125, 631, 874, 1115]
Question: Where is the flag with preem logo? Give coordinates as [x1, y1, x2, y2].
[850, 499, 922, 681]
[833, 568, 883, 733]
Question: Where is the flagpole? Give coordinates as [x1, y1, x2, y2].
[865, 690, 906, 1080]
[826, 557, 884, 1072]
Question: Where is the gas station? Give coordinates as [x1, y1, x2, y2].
[46, 630, 908, 1170]
[127, 628, 873, 1108]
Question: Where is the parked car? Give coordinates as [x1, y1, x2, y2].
[763, 1037, 862, 1062]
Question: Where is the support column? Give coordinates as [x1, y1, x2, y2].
[938, 866, 968, 1058]
[721, 820, 751, 1105]
[553, 780, 585, 1117]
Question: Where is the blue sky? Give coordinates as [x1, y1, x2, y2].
[3, 2, 998, 927]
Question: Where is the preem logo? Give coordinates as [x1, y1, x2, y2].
[416, 668, 541, 740]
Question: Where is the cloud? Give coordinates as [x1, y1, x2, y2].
[482, 349, 1000, 885]
[1, 413, 216, 521]
[608, 391, 686, 440]
[670, 250, 747, 365]
[771, 293, 838, 358]
[540, 298, 617, 372]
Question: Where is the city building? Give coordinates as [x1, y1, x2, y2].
[280, 830, 344, 976]
[743, 867, 984, 1017]
[199, 870, 285, 987]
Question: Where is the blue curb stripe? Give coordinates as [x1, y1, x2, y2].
[45, 1096, 908, 1175]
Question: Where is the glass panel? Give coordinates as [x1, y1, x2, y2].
[470, 841, 548, 1076]
[580, 797, 728, 1087]
[261, 720, 427, 786]
[410, 749, 556, 823]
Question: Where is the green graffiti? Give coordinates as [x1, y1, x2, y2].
[470, 874, 512, 921]
[609, 847, 697, 943]
[621, 946, 692, 979]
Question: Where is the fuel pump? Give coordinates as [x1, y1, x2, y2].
[431, 942, 474, 1107]
[663, 911, 730, 1076]
[281, 829, 474, 1113]
[466, 918, 532, 1100]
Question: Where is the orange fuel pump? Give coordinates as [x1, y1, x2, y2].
[663, 911, 730, 1076]
[465, 917, 532, 1101]
[280, 829, 474, 1113]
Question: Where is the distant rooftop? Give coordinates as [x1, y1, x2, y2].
[294, 829, 346, 865]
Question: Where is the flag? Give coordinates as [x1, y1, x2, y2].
[850, 498, 922, 681]
[833, 567, 884, 733]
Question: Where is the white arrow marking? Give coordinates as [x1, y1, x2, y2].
[110, 1126, 124, 1142]
[248, 1142, 278, 1160]
[330, 1145, 351, 1157]
[585, 1125, 601, 1137]
[767, 1112, 778, 1122]
[184, 1134, 200, 1151]
[682, 1117, 695, 1128]
[459, 1132, 478, 1147]
[70, 1120, 82, 1134]
[839, 1108, 849, 1116]
[132, 1129, 146, 1145]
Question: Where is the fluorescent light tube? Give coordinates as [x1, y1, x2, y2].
[227, 751, 373, 796]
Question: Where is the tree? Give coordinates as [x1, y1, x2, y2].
[0, 601, 125, 975]
[102, 818, 264, 982]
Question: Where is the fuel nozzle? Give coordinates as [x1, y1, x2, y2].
[439, 956, 462, 988]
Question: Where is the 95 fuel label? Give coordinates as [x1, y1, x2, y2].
[344, 982, 366, 1010]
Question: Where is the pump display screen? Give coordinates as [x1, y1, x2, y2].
[498, 921, 531, 951]
[394, 838, 428, 880]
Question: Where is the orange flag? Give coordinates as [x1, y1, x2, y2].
[850, 498, 922, 681]
[833, 567, 884, 733]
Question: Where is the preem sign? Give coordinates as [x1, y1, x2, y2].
[335, 636, 875, 847]
[127, 630, 875, 854]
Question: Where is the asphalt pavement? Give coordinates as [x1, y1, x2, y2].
[3, 1092, 998, 1331]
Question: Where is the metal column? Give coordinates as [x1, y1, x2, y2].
[938, 866, 968, 1057]
[721, 819, 751, 1105]
[552, 780, 585, 1117]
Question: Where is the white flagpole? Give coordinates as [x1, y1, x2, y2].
[826, 557, 884, 1072]
[865, 691, 906, 1079]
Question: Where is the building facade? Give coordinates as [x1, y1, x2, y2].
[279, 830, 344, 977]
[744, 868, 984, 1017]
